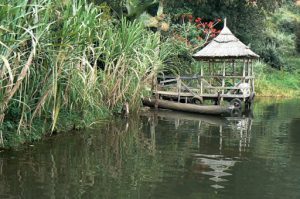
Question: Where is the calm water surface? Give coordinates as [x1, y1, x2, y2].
[1, 99, 300, 199]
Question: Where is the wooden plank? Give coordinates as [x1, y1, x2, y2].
[199, 75, 254, 79]
[204, 86, 242, 90]
[154, 91, 194, 97]
[159, 75, 254, 80]
[158, 75, 198, 80]
[199, 93, 250, 98]
[160, 84, 177, 88]
[160, 79, 177, 84]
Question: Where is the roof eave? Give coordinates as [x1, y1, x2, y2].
[193, 55, 260, 61]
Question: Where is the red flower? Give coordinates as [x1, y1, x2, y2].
[195, 17, 202, 23]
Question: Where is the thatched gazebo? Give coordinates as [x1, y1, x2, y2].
[144, 19, 260, 114]
[192, 19, 259, 108]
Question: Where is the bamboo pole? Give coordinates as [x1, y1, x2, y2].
[221, 61, 226, 102]
[232, 60, 235, 86]
[252, 61, 255, 93]
[247, 59, 251, 81]
[242, 59, 246, 84]
[209, 60, 212, 85]
[177, 76, 181, 102]
[200, 64, 204, 94]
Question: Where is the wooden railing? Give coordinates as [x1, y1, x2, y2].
[157, 74, 253, 99]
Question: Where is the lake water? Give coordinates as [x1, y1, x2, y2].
[1, 99, 300, 199]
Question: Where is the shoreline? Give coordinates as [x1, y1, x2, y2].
[1, 96, 298, 150]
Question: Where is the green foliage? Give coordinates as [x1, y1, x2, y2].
[0, 0, 164, 147]
[259, 5, 300, 69]
[160, 15, 222, 75]
[260, 46, 285, 70]
[164, 0, 299, 70]
[91, 0, 160, 19]
[159, 37, 194, 74]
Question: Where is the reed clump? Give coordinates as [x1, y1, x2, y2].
[0, 0, 163, 147]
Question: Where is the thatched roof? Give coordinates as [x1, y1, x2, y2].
[193, 20, 259, 60]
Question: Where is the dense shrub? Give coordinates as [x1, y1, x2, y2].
[278, 18, 298, 34]
[260, 46, 285, 70]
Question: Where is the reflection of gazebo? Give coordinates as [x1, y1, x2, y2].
[194, 154, 237, 189]
[193, 19, 259, 108]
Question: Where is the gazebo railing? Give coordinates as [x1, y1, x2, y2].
[157, 74, 253, 100]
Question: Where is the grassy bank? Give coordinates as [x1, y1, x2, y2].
[256, 61, 300, 97]
[0, 1, 165, 147]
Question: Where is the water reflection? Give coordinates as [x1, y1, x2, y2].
[193, 154, 237, 189]
[143, 110, 252, 189]
[1, 99, 300, 199]
[0, 120, 161, 198]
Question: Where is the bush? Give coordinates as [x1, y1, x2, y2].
[278, 18, 298, 34]
[259, 46, 285, 70]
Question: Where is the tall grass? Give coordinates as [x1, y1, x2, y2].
[0, 0, 163, 147]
